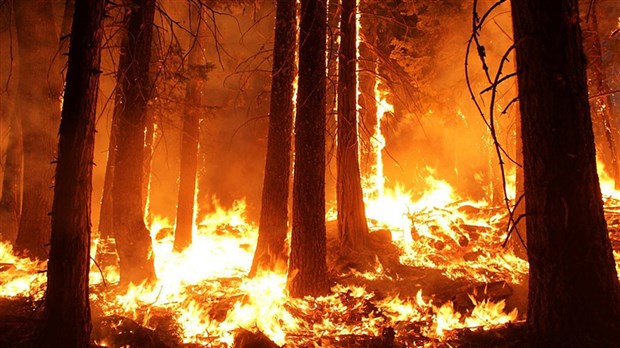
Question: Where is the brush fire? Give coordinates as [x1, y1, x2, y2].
[1, 0, 620, 347]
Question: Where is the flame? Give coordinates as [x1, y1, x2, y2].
[597, 160, 620, 199]
[0, 242, 46, 299]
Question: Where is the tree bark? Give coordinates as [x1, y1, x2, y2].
[337, 0, 369, 251]
[112, 0, 157, 285]
[249, 0, 297, 276]
[0, 112, 22, 243]
[287, 0, 330, 298]
[13, 0, 63, 260]
[38, 0, 104, 345]
[174, 2, 207, 252]
[511, 0, 620, 345]
[97, 110, 119, 241]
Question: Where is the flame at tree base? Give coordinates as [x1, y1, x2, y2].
[2, 167, 620, 346]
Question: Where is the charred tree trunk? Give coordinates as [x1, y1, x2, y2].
[581, 0, 620, 186]
[509, 115, 527, 260]
[0, 0, 21, 245]
[96, 23, 128, 266]
[197, 122, 211, 219]
[249, 0, 297, 276]
[142, 113, 154, 225]
[13, 0, 63, 259]
[112, 0, 157, 285]
[287, 0, 329, 298]
[174, 2, 207, 252]
[59, 0, 75, 58]
[98, 112, 119, 241]
[38, 0, 104, 345]
[0, 113, 22, 243]
[511, 0, 620, 345]
[337, 0, 369, 250]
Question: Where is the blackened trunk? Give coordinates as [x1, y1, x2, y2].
[38, 0, 104, 345]
[174, 2, 205, 252]
[142, 112, 154, 225]
[197, 123, 211, 219]
[337, 0, 369, 251]
[14, 0, 63, 260]
[581, 1, 620, 186]
[249, 0, 297, 276]
[511, 0, 620, 345]
[98, 111, 119, 240]
[287, 0, 329, 298]
[112, 0, 157, 285]
[0, 113, 22, 243]
[509, 115, 527, 259]
[96, 25, 126, 267]
[59, 0, 75, 58]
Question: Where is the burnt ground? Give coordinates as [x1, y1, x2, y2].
[5, 202, 620, 347]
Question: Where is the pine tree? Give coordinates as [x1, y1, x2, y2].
[250, 0, 297, 276]
[511, 0, 620, 344]
[39, 0, 105, 345]
[287, 0, 330, 298]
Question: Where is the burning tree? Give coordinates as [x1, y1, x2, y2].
[174, 2, 212, 252]
[337, 0, 370, 251]
[511, 0, 620, 345]
[249, 0, 297, 276]
[580, 0, 620, 186]
[112, 0, 157, 285]
[287, 0, 330, 298]
[38, 0, 105, 345]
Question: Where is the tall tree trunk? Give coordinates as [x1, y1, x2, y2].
[0, 112, 22, 243]
[112, 0, 157, 286]
[581, 0, 620, 186]
[38, 0, 104, 345]
[97, 112, 119, 241]
[337, 0, 369, 251]
[142, 112, 154, 225]
[249, 0, 297, 276]
[13, 0, 63, 260]
[59, 0, 75, 58]
[287, 0, 329, 298]
[96, 21, 127, 267]
[509, 115, 527, 259]
[174, 2, 207, 252]
[511, 0, 620, 345]
[196, 122, 211, 219]
[0, 0, 20, 244]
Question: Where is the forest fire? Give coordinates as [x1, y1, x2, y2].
[2, 0, 620, 347]
[2, 172, 530, 347]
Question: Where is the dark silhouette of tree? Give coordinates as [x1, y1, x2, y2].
[0, 2, 20, 244]
[249, 0, 297, 276]
[38, 0, 105, 345]
[98, 18, 128, 252]
[511, 0, 620, 345]
[13, 0, 63, 259]
[174, 1, 210, 252]
[97, 109, 119, 242]
[337, 0, 369, 251]
[581, 0, 620, 186]
[287, 0, 330, 298]
[112, 0, 157, 285]
[0, 112, 21, 243]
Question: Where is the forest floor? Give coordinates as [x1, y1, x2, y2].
[1, 198, 620, 347]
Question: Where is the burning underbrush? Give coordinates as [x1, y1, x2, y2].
[1, 173, 620, 347]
